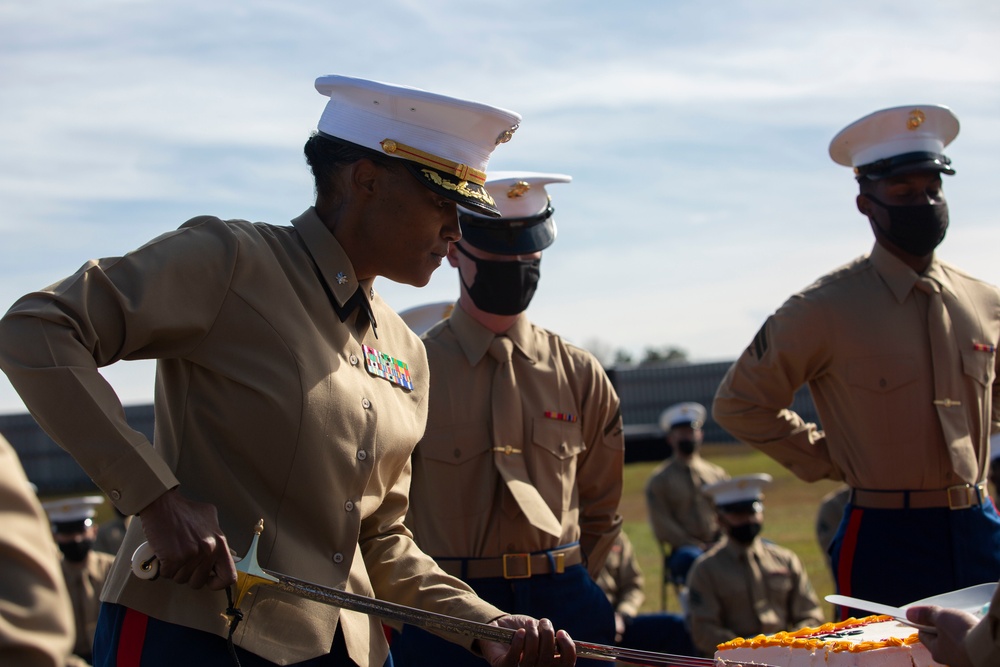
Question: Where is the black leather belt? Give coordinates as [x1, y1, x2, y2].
[851, 483, 988, 510]
[436, 545, 583, 580]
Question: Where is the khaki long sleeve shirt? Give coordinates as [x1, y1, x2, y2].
[686, 537, 824, 656]
[714, 243, 1000, 489]
[0, 435, 75, 667]
[0, 209, 503, 666]
[645, 456, 728, 548]
[406, 305, 624, 578]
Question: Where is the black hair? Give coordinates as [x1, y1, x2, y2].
[303, 132, 396, 201]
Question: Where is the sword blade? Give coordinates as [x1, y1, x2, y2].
[265, 570, 714, 666]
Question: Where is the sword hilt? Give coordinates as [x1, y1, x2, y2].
[231, 519, 278, 614]
[130, 518, 277, 620]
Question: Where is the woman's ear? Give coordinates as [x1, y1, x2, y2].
[349, 157, 382, 196]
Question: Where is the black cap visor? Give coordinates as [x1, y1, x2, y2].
[718, 500, 763, 515]
[458, 206, 556, 255]
[856, 151, 955, 181]
[53, 518, 92, 534]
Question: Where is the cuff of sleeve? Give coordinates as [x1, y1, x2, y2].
[94, 439, 180, 515]
[965, 613, 1000, 667]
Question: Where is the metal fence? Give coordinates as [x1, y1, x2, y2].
[1, 360, 821, 491]
[607, 360, 820, 462]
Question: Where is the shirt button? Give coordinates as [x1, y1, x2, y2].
[345, 501, 354, 512]
[362, 397, 371, 409]
[333, 553, 344, 563]
[357, 450, 367, 461]
[350, 354, 359, 365]
[110, 490, 122, 501]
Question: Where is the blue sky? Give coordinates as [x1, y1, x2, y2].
[2, 1, 999, 413]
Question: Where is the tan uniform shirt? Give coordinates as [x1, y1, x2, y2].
[406, 305, 624, 578]
[714, 244, 1000, 488]
[595, 532, 645, 618]
[645, 456, 728, 548]
[686, 537, 824, 656]
[966, 579, 1000, 667]
[63, 550, 115, 662]
[0, 209, 503, 666]
[0, 434, 75, 667]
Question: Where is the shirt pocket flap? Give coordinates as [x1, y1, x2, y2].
[532, 417, 585, 461]
[418, 424, 492, 466]
[846, 354, 919, 393]
[961, 347, 995, 387]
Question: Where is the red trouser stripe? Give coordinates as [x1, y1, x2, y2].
[836, 507, 864, 621]
[116, 608, 149, 667]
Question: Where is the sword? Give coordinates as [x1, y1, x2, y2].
[131, 521, 716, 667]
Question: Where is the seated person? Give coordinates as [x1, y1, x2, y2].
[686, 474, 825, 657]
[645, 402, 728, 588]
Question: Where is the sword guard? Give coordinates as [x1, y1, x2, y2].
[229, 519, 279, 617]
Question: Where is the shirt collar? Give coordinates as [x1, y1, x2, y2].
[869, 242, 954, 303]
[448, 304, 537, 366]
[291, 208, 376, 309]
[722, 534, 762, 558]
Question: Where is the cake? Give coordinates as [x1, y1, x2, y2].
[714, 615, 943, 667]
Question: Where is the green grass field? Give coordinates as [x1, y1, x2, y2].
[623, 443, 845, 621]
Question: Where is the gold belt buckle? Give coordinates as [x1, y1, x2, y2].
[502, 553, 532, 579]
[947, 485, 974, 510]
[553, 552, 565, 574]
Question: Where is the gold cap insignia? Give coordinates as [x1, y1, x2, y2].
[507, 181, 531, 198]
[906, 110, 926, 131]
[496, 124, 519, 145]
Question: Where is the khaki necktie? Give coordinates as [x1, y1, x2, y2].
[915, 276, 978, 483]
[488, 336, 562, 537]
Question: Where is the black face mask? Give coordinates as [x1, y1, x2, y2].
[676, 439, 697, 456]
[456, 244, 541, 316]
[866, 194, 949, 257]
[58, 539, 93, 563]
[728, 522, 762, 545]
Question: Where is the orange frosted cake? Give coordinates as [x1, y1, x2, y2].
[714, 615, 943, 667]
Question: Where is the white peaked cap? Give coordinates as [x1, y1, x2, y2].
[315, 75, 522, 216]
[829, 104, 959, 179]
[659, 402, 707, 433]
